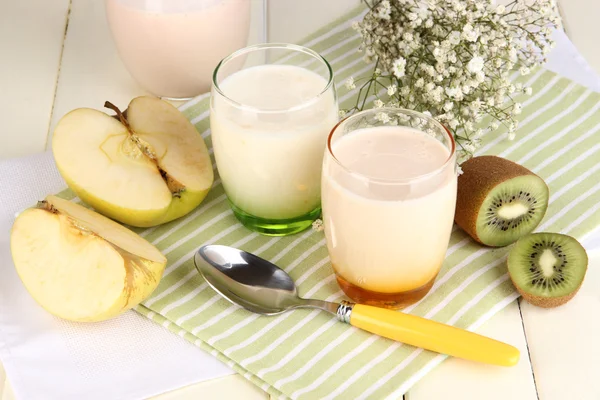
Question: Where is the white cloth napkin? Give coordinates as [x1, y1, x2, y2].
[0, 30, 598, 400]
[0, 151, 233, 400]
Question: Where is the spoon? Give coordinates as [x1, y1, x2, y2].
[194, 244, 520, 367]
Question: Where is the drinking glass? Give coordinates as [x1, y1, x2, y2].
[322, 108, 457, 309]
[105, 0, 251, 99]
[210, 43, 338, 236]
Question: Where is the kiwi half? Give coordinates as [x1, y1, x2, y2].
[507, 233, 588, 308]
[456, 156, 549, 247]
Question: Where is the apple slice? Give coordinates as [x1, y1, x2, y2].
[10, 195, 167, 322]
[52, 96, 213, 227]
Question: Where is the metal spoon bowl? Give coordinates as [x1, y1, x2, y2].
[195, 244, 338, 315]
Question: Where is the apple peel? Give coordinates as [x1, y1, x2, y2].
[10, 195, 167, 322]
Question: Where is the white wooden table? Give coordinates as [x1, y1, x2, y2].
[1, 1, 599, 399]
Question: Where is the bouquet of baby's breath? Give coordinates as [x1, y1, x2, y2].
[346, 0, 561, 160]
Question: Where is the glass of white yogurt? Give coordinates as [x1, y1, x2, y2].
[322, 108, 457, 309]
[210, 43, 339, 236]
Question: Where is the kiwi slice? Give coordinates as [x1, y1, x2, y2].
[508, 233, 588, 308]
[456, 156, 549, 247]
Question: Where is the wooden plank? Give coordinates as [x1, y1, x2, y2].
[558, 0, 600, 75]
[267, 0, 361, 43]
[0, 0, 69, 158]
[407, 302, 538, 400]
[151, 374, 268, 400]
[520, 251, 600, 400]
[47, 0, 149, 144]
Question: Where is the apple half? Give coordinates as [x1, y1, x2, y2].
[52, 96, 214, 227]
[10, 195, 167, 322]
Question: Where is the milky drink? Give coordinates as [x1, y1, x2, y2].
[211, 64, 338, 220]
[106, 0, 251, 98]
[322, 126, 457, 295]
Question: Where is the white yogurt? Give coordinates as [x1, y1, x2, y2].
[211, 64, 338, 219]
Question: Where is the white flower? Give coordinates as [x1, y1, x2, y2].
[467, 56, 484, 73]
[375, 112, 391, 123]
[461, 23, 479, 42]
[376, 0, 392, 19]
[470, 99, 482, 111]
[525, 87, 533, 95]
[464, 143, 476, 153]
[448, 31, 461, 45]
[344, 76, 356, 90]
[508, 132, 516, 140]
[312, 219, 324, 232]
[445, 86, 462, 98]
[457, 165, 464, 176]
[513, 103, 523, 115]
[338, 109, 347, 118]
[392, 57, 407, 78]
[353, 0, 557, 160]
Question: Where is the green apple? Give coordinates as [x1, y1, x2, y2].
[10, 195, 167, 322]
[52, 96, 214, 227]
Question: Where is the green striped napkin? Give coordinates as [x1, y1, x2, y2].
[59, 6, 600, 399]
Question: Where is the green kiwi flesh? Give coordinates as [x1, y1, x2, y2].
[508, 233, 588, 308]
[476, 175, 549, 247]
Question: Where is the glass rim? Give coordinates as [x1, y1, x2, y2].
[211, 42, 335, 114]
[326, 107, 457, 184]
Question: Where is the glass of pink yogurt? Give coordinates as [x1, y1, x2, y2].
[106, 0, 251, 99]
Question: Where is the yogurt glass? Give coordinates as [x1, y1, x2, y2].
[106, 0, 251, 99]
[322, 108, 457, 309]
[210, 43, 338, 236]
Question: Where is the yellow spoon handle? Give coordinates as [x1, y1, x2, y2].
[348, 304, 520, 367]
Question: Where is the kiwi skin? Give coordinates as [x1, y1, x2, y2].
[516, 282, 583, 309]
[508, 233, 588, 308]
[455, 155, 549, 247]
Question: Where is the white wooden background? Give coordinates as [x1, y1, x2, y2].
[1, 1, 599, 399]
